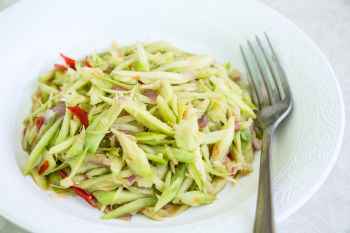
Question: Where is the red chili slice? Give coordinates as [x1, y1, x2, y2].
[227, 150, 233, 161]
[60, 53, 76, 70]
[54, 64, 67, 70]
[57, 170, 68, 178]
[71, 187, 97, 207]
[38, 160, 50, 175]
[229, 167, 235, 177]
[85, 56, 92, 68]
[57, 170, 96, 207]
[67, 105, 89, 129]
[35, 117, 44, 133]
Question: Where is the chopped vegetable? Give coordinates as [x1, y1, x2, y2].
[38, 150, 56, 175]
[112, 129, 152, 178]
[176, 191, 216, 206]
[22, 40, 260, 222]
[23, 117, 63, 176]
[197, 114, 209, 129]
[54, 64, 67, 70]
[101, 197, 157, 220]
[85, 56, 92, 68]
[35, 117, 44, 133]
[58, 170, 96, 207]
[67, 105, 89, 129]
[60, 53, 76, 70]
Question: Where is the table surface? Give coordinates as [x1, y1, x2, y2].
[1, 0, 349, 232]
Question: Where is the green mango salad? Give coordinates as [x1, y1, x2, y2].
[22, 40, 261, 221]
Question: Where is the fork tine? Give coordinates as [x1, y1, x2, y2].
[255, 36, 279, 104]
[247, 40, 270, 108]
[240, 45, 259, 109]
[264, 32, 289, 100]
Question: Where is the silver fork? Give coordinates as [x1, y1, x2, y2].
[240, 33, 292, 233]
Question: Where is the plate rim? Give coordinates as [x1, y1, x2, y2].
[251, 0, 345, 222]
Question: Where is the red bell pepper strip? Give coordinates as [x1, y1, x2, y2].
[85, 56, 92, 68]
[67, 105, 89, 129]
[38, 160, 50, 175]
[60, 53, 76, 70]
[54, 64, 67, 70]
[35, 117, 44, 133]
[58, 170, 96, 207]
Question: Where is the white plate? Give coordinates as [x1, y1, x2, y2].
[0, 0, 344, 232]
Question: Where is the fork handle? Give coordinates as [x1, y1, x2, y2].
[254, 125, 275, 233]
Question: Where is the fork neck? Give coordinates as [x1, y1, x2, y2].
[254, 125, 276, 233]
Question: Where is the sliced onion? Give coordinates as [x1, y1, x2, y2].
[250, 125, 261, 150]
[51, 105, 66, 122]
[118, 214, 132, 221]
[104, 132, 114, 138]
[184, 71, 195, 82]
[52, 104, 66, 112]
[106, 129, 133, 137]
[86, 154, 110, 167]
[104, 67, 114, 74]
[252, 138, 261, 150]
[112, 85, 129, 91]
[142, 89, 158, 100]
[119, 110, 129, 117]
[198, 114, 210, 129]
[31, 155, 42, 170]
[99, 154, 111, 165]
[249, 125, 254, 135]
[86, 160, 106, 167]
[118, 96, 128, 104]
[44, 110, 54, 124]
[126, 175, 138, 186]
[118, 130, 133, 134]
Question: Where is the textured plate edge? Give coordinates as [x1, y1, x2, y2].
[252, 0, 346, 223]
[0, 1, 51, 231]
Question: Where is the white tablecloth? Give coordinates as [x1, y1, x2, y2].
[0, 0, 349, 232]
